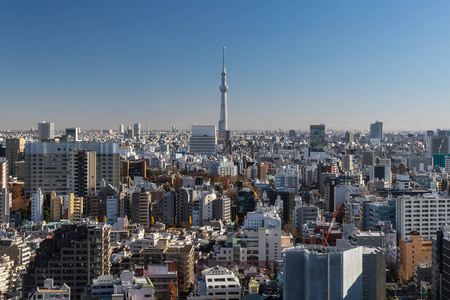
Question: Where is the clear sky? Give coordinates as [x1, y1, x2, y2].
[2, 1, 450, 131]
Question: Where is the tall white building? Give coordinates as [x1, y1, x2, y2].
[38, 121, 55, 142]
[31, 188, 44, 223]
[0, 158, 7, 190]
[133, 123, 141, 139]
[201, 189, 217, 221]
[396, 193, 450, 240]
[190, 125, 217, 155]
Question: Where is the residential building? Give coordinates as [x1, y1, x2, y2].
[23, 223, 111, 299]
[31, 188, 44, 223]
[399, 233, 432, 281]
[50, 192, 62, 222]
[24, 142, 120, 199]
[396, 193, 450, 240]
[131, 188, 151, 228]
[28, 279, 70, 300]
[165, 243, 194, 292]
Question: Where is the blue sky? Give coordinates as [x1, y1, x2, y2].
[1, 1, 450, 131]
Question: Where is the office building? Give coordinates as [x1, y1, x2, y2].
[38, 121, 55, 142]
[134, 123, 141, 139]
[190, 125, 217, 155]
[218, 47, 228, 140]
[396, 194, 450, 240]
[237, 189, 255, 221]
[283, 245, 363, 300]
[309, 124, 326, 155]
[188, 266, 241, 300]
[119, 124, 124, 134]
[65, 127, 80, 142]
[362, 151, 375, 166]
[25, 142, 120, 198]
[365, 200, 396, 231]
[370, 121, 383, 140]
[31, 188, 44, 223]
[6, 138, 24, 177]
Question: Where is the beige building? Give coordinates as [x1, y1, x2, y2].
[66, 193, 83, 222]
[166, 243, 194, 293]
[6, 138, 24, 177]
[50, 192, 62, 222]
[399, 233, 432, 281]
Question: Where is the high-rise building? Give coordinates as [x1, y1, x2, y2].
[23, 223, 111, 299]
[218, 47, 228, 139]
[38, 121, 55, 142]
[31, 188, 44, 223]
[134, 123, 141, 139]
[69, 148, 96, 213]
[189, 125, 217, 155]
[428, 134, 450, 158]
[370, 121, 383, 140]
[0, 158, 7, 190]
[119, 124, 124, 134]
[66, 193, 83, 222]
[175, 188, 191, 226]
[309, 124, 326, 155]
[237, 189, 255, 221]
[283, 245, 363, 300]
[345, 131, 354, 143]
[6, 138, 24, 177]
[25, 142, 120, 199]
[65, 127, 80, 142]
[131, 188, 151, 228]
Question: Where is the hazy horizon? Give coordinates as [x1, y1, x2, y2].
[2, 1, 450, 131]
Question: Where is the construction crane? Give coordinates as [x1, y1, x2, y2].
[322, 202, 342, 248]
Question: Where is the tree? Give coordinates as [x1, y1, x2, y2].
[94, 217, 98, 222]
[189, 215, 192, 226]
[151, 216, 155, 226]
[103, 215, 107, 223]
[146, 169, 153, 177]
[165, 280, 177, 300]
[283, 224, 297, 237]
[43, 206, 50, 223]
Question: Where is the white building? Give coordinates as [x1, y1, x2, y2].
[201, 190, 217, 221]
[396, 193, 450, 240]
[396, 174, 410, 190]
[241, 206, 281, 230]
[209, 157, 237, 177]
[188, 266, 241, 300]
[190, 125, 217, 156]
[0, 254, 13, 293]
[31, 188, 44, 223]
[274, 165, 299, 191]
[106, 195, 119, 225]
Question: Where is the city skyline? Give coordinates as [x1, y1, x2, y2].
[3, 1, 450, 130]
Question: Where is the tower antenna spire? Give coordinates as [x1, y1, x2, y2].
[223, 46, 226, 69]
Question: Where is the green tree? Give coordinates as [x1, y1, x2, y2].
[43, 206, 50, 223]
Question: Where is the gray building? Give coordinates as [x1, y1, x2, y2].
[25, 142, 120, 198]
[189, 125, 217, 155]
[38, 121, 54, 142]
[370, 121, 383, 140]
[133, 123, 141, 139]
[362, 247, 386, 300]
[65, 127, 80, 142]
[283, 245, 363, 300]
[309, 124, 326, 154]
